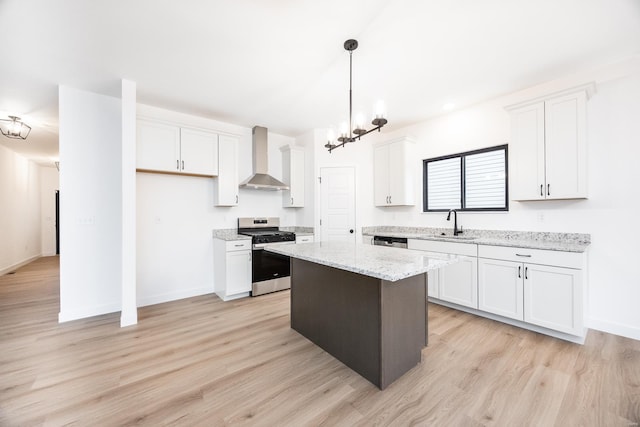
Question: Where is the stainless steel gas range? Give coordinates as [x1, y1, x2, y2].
[237, 217, 295, 296]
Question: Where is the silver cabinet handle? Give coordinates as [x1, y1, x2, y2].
[182, 160, 184, 170]
[518, 265, 521, 278]
[525, 266, 528, 280]
[540, 184, 543, 197]
[389, 196, 392, 204]
[547, 183, 550, 196]
[234, 244, 244, 247]
[177, 160, 180, 170]
[516, 254, 532, 257]
[291, 197, 294, 205]
[235, 195, 238, 204]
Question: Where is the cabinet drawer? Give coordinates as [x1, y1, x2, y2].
[226, 240, 252, 252]
[408, 239, 477, 257]
[296, 235, 314, 244]
[478, 245, 583, 269]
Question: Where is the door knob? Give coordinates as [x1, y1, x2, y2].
[349, 229, 354, 233]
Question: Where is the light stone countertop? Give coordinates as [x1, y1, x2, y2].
[362, 226, 590, 253]
[265, 241, 458, 282]
[211, 229, 252, 241]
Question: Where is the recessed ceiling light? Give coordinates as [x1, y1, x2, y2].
[442, 102, 455, 111]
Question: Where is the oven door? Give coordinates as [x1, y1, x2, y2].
[251, 242, 294, 296]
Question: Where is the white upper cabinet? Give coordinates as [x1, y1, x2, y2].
[137, 120, 181, 173]
[507, 83, 593, 201]
[373, 137, 415, 206]
[281, 146, 305, 208]
[215, 134, 239, 206]
[180, 128, 218, 176]
[137, 119, 219, 177]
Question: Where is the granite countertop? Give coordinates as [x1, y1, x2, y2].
[362, 226, 591, 253]
[265, 241, 458, 282]
[211, 229, 252, 241]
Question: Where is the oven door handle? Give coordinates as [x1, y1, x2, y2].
[253, 241, 296, 249]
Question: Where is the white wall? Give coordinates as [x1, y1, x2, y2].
[40, 165, 59, 256]
[0, 145, 41, 275]
[135, 104, 302, 306]
[326, 57, 640, 340]
[58, 85, 123, 322]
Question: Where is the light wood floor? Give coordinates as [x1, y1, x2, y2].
[1, 257, 639, 426]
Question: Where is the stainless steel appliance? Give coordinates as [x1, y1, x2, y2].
[373, 235, 408, 248]
[239, 126, 289, 191]
[238, 217, 295, 296]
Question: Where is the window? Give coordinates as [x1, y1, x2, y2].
[423, 145, 508, 212]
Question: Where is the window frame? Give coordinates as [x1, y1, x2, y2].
[423, 144, 509, 212]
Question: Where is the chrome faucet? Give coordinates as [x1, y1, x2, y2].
[446, 209, 462, 236]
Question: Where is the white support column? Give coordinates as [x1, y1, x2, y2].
[120, 79, 138, 327]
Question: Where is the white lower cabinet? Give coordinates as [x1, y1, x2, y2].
[524, 263, 583, 335]
[405, 237, 586, 342]
[427, 269, 439, 299]
[408, 239, 478, 309]
[478, 258, 524, 321]
[214, 239, 252, 301]
[295, 235, 314, 244]
[478, 244, 585, 338]
[439, 256, 478, 309]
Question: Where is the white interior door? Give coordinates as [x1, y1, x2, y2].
[320, 167, 356, 242]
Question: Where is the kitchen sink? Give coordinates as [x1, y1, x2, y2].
[431, 233, 477, 240]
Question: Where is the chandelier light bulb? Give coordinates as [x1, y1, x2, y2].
[374, 100, 386, 119]
[339, 121, 349, 138]
[327, 128, 335, 143]
[354, 113, 365, 132]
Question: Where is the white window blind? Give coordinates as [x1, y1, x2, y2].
[427, 157, 461, 210]
[465, 149, 506, 209]
[423, 145, 508, 211]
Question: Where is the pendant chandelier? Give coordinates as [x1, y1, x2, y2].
[325, 39, 387, 153]
[0, 116, 32, 140]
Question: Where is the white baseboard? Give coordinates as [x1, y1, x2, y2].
[0, 254, 41, 276]
[588, 317, 640, 341]
[137, 286, 214, 308]
[120, 312, 138, 327]
[58, 302, 121, 323]
[428, 298, 586, 344]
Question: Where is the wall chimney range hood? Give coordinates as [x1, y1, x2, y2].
[239, 126, 289, 191]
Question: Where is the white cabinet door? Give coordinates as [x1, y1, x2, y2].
[439, 255, 478, 309]
[373, 138, 415, 206]
[478, 258, 524, 321]
[388, 140, 414, 206]
[544, 91, 587, 199]
[281, 147, 305, 207]
[373, 144, 390, 206]
[524, 263, 583, 335]
[215, 135, 239, 206]
[180, 128, 218, 176]
[225, 250, 252, 296]
[137, 120, 180, 172]
[508, 87, 589, 201]
[427, 269, 439, 299]
[510, 102, 546, 201]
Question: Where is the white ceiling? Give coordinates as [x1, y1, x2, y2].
[1, 0, 639, 164]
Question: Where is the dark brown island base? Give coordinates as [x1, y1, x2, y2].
[265, 242, 457, 390]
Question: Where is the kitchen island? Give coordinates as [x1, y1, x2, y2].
[266, 242, 457, 389]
